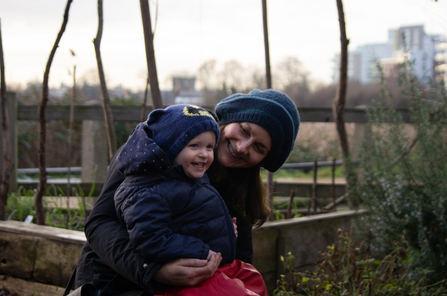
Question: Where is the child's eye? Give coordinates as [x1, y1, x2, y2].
[189, 144, 198, 148]
[206, 145, 214, 150]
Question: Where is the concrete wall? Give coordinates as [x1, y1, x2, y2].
[0, 210, 365, 295]
[252, 210, 364, 293]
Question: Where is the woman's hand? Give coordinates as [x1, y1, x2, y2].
[154, 252, 222, 287]
[232, 217, 238, 238]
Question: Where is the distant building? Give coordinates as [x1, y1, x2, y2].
[172, 77, 204, 105]
[332, 25, 446, 85]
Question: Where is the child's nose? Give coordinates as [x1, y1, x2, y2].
[198, 148, 208, 158]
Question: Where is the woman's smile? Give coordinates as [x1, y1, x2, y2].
[227, 141, 241, 159]
[217, 122, 271, 169]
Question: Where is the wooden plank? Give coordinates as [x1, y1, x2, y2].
[16, 105, 412, 123]
[17, 105, 156, 121]
[269, 181, 347, 199]
[18, 180, 345, 199]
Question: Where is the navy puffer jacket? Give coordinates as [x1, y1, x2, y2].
[114, 123, 236, 265]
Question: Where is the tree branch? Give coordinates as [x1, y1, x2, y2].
[36, 0, 73, 225]
[0, 19, 11, 220]
[94, 0, 116, 158]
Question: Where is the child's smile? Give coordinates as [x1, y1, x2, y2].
[173, 131, 216, 179]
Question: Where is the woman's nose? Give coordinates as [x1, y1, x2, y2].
[237, 140, 249, 154]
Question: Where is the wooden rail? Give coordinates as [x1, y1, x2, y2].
[16, 104, 411, 123]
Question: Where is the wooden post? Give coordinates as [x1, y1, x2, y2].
[287, 187, 296, 219]
[312, 160, 318, 214]
[331, 158, 337, 211]
[0, 92, 17, 194]
[81, 120, 108, 184]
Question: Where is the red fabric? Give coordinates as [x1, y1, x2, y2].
[156, 260, 268, 296]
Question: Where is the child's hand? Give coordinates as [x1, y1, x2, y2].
[232, 217, 238, 238]
[207, 249, 217, 261]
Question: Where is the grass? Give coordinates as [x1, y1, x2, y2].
[5, 182, 96, 231]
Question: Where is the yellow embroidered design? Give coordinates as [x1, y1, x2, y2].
[183, 105, 214, 118]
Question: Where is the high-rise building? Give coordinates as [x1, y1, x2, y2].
[332, 25, 445, 85]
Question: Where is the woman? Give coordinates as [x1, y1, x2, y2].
[74, 89, 300, 295]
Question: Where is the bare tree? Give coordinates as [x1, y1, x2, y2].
[247, 65, 266, 90]
[219, 60, 246, 93]
[262, 0, 275, 221]
[262, 0, 272, 90]
[35, 0, 73, 225]
[275, 56, 310, 103]
[333, 0, 359, 207]
[0, 19, 11, 220]
[66, 49, 76, 223]
[94, 0, 116, 159]
[140, 0, 163, 109]
[141, 76, 149, 122]
[197, 59, 217, 90]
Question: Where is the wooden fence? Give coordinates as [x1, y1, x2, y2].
[1, 91, 412, 195]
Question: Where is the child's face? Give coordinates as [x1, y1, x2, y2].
[173, 131, 216, 179]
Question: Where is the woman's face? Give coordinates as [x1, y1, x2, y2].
[217, 122, 272, 169]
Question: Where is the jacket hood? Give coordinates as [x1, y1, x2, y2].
[117, 123, 172, 176]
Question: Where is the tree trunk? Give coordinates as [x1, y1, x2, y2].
[139, 0, 163, 109]
[0, 19, 11, 220]
[262, 0, 272, 90]
[262, 0, 275, 220]
[94, 0, 116, 159]
[333, 0, 359, 208]
[141, 76, 149, 122]
[36, 0, 73, 225]
[66, 64, 75, 226]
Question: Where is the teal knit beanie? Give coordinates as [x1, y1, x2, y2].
[215, 89, 300, 172]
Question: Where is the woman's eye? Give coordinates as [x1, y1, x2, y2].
[240, 124, 248, 135]
[256, 144, 266, 154]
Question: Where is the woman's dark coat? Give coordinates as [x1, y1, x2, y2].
[75, 139, 253, 295]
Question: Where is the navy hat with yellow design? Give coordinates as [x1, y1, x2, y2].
[146, 104, 220, 162]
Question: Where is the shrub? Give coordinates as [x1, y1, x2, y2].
[274, 228, 447, 295]
[356, 50, 447, 279]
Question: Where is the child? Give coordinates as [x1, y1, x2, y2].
[114, 104, 268, 296]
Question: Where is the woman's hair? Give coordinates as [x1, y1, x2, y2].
[207, 125, 270, 227]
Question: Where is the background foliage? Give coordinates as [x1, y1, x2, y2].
[357, 54, 447, 280]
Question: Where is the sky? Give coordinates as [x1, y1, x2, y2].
[1, 0, 446, 92]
